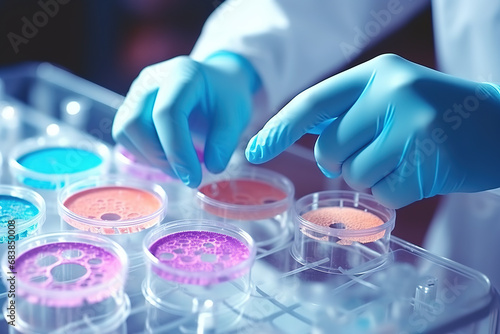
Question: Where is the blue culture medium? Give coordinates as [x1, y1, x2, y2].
[0, 195, 40, 243]
[16, 147, 102, 189]
[18, 147, 102, 174]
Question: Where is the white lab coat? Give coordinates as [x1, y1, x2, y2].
[191, 0, 500, 289]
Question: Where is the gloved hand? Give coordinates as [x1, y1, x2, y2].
[246, 54, 500, 208]
[112, 52, 260, 187]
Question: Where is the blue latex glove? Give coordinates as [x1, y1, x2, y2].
[246, 54, 500, 208]
[112, 52, 260, 187]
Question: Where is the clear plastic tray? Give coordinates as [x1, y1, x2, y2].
[1, 63, 498, 334]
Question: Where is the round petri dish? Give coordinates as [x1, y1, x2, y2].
[142, 219, 256, 314]
[291, 190, 396, 274]
[0, 185, 46, 244]
[1, 231, 130, 333]
[8, 135, 110, 190]
[196, 166, 294, 248]
[58, 175, 167, 235]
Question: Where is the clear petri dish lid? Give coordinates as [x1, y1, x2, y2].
[58, 175, 167, 234]
[113, 143, 205, 183]
[294, 190, 396, 241]
[143, 219, 256, 286]
[196, 166, 295, 220]
[0, 185, 46, 242]
[1, 231, 128, 307]
[8, 135, 111, 190]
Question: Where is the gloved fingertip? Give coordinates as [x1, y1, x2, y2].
[246, 136, 258, 151]
[245, 147, 264, 164]
[317, 163, 341, 179]
[206, 157, 226, 174]
[204, 147, 229, 174]
[244, 148, 253, 162]
[173, 165, 199, 188]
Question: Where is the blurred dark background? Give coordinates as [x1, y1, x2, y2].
[0, 0, 440, 246]
[0, 0, 216, 94]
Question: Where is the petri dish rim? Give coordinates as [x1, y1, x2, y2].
[294, 190, 396, 238]
[0, 231, 128, 302]
[57, 175, 168, 229]
[0, 185, 46, 237]
[196, 166, 295, 215]
[8, 136, 110, 185]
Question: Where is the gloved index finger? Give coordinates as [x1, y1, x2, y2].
[152, 61, 206, 188]
[245, 65, 372, 164]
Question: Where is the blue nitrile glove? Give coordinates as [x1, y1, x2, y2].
[246, 54, 500, 208]
[112, 52, 260, 187]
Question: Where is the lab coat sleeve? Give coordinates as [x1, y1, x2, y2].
[190, 0, 430, 114]
[432, 0, 500, 84]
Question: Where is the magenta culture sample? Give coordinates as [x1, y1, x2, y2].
[16, 242, 122, 307]
[149, 231, 251, 286]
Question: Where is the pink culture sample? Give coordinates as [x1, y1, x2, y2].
[198, 179, 288, 220]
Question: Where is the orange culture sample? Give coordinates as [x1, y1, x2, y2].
[301, 206, 385, 244]
[63, 186, 162, 221]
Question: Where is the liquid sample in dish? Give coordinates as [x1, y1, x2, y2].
[302, 206, 385, 245]
[17, 147, 102, 174]
[198, 179, 288, 220]
[63, 186, 162, 222]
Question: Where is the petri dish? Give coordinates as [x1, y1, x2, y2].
[58, 175, 167, 235]
[1, 231, 130, 333]
[0, 185, 46, 244]
[291, 190, 395, 274]
[114, 144, 204, 183]
[196, 166, 294, 248]
[142, 219, 256, 314]
[8, 135, 110, 190]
